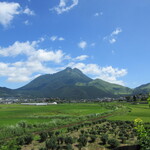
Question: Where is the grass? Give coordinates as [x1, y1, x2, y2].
[0, 103, 109, 126]
[108, 103, 150, 122]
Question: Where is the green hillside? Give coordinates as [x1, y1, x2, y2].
[87, 79, 133, 95]
[133, 83, 150, 94]
[14, 68, 132, 99]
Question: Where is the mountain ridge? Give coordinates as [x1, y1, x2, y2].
[0, 67, 150, 99]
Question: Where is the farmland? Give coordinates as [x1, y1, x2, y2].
[0, 102, 149, 149]
[108, 103, 150, 122]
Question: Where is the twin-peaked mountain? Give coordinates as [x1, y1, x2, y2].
[15, 67, 132, 99]
[0, 67, 150, 99]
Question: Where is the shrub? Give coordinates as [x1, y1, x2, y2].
[48, 131, 54, 137]
[16, 136, 25, 145]
[65, 136, 73, 145]
[78, 135, 87, 147]
[66, 144, 73, 150]
[100, 134, 108, 145]
[45, 137, 57, 150]
[24, 134, 33, 145]
[90, 135, 97, 143]
[39, 132, 48, 142]
[108, 138, 119, 148]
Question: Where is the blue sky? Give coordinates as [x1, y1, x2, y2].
[0, 0, 150, 89]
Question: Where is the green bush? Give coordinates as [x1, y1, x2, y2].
[108, 138, 119, 148]
[24, 134, 33, 145]
[66, 144, 73, 150]
[65, 136, 73, 144]
[100, 134, 108, 145]
[39, 132, 48, 142]
[45, 137, 57, 150]
[78, 135, 87, 147]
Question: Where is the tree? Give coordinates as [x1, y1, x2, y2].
[147, 94, 150, 108]
[134, 118, 150, 150]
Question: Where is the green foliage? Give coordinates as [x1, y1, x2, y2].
[66, 144, 73, 150]
[134, 118, 150, 150]
[108, 138, 119, 148]
[90, 135, 97, 143]
[147, 94, 150, 108]
[39, 132, 48, 142]
[100, 134, 108, 145]
[23, 134, 33, 145]
[65, 136, 74, 145]
[78, 135, 87, 147]
[45, 136, 57, 150]
[0, 140, 21, 150]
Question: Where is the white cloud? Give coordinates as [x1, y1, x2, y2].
[50, 36, 57, 41]
[0, 2, 20, 27]
[94, 12, 103, 17]
[53, 0, 78, 14]
[109, 38, 116, 44]
[0, 38, 127, 84]
[50, 36, 65, 41]
[111, 28, 122, 36]
[23, 7, 35, 16]
[67, 62, 127, 85]
[0, 39, 66, 82]
[78, 41, 87, 49]
[104, 27, 122, 44]
[24, 20, 30, 25]
[58, 37, 65, 41]
[0, 2, 35, 27]
[74, 55, 89, 61]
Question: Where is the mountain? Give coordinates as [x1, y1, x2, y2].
[0, 87, 13, 97]
[87, 79, 132, 96]
[133, 83, 150, 94]
[15, 67, 132, 99]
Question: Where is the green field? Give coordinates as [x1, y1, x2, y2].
[108, 103, 150, 122]
[0, 103, 149, 127]
[0, 102, 149, 149]
[0, 103, 110, 127]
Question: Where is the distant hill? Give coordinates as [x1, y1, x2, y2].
[87, 79, 132, 96]
[14, 67, 132, 99]
[133, 83, 150, 94]
[0, 87, 13, 97]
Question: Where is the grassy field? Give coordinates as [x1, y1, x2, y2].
[0, 103, 110, 127]
[108, 103, 150, 122]
[0, 102, 149, 149]
[0, 103, 149, 127]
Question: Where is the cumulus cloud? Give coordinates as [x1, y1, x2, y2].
[74, 55, 89, 61]
[0, 2, 35, 27]
[0, 39, 66, 82]
[50, 36, 65, 41]
[0, 2, 20, 27]
[23, 7, 35, 16]
[78, 41, 87, 49]
[104, 27, 122, 44]
[0, 38, 127, 84]
[53, 0, 78, 14]
[67, 62, 127, 85]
